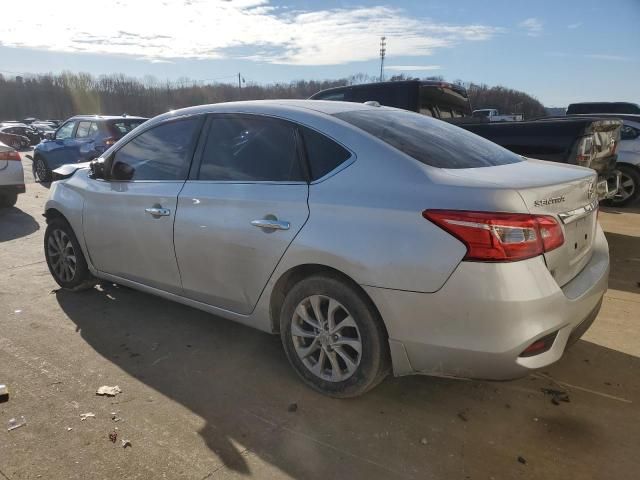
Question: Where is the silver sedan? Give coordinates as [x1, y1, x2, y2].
[43, 100, 609, 397]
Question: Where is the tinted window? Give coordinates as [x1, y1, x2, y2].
[198, 116, 303, 182]
[56, 122, 75, 140]
[111, 117, 200, 181]
[109, 120, 146, 136]
[334, 109, 522, 169]
[316, 91, 345, 101]
[300, 127, 351, 180]
[351, 85, 412, 110]
[75, 121, 92, 138]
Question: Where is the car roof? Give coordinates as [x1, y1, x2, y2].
[144, 99, 385, 128]
[68, 115, 148, 122]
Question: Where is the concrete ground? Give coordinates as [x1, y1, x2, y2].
[1, 153, 639, 480]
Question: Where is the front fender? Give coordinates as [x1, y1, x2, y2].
[44, 178, 96, 274]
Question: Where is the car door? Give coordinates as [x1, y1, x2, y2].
[74, 121, 100, 161]
[82, 116, 204, 294]
[174, 114, 310, 314]
[47, 120, 78, 167]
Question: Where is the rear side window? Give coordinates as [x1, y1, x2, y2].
[75, 121, 96, 138]
[198, 115, 304, 182]
[334, 109, 522, 169]
[109, 120, 146, 136]
[300, 127, 351, 180]
[111, 117, 201, 181]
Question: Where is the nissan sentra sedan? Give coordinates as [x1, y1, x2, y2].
[43, 100, 609, 397]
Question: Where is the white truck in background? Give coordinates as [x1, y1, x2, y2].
[472, 109, 523, 122]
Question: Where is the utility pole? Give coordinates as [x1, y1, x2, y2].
[379, 36, 386, 82]
[238, 73, 242, 89]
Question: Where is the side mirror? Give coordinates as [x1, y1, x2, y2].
[89, 158, 106, 179]
[111, 161, 135, 181]
[44, 132, 54, 140]
[621, 126, 639, 140]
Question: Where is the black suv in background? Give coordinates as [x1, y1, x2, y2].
[567, 102, 640, 115]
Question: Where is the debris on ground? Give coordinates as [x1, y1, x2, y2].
[96, 385, 122, 397]
[80, 412, 96, 421]
[49, 289, 60, 294]
[287, 403, 298, 413]
[67, 427, 73, 431]
[457, 410, 469, 422]
[420, 437, 428, 445]
[541, 388, 570, 405]
[13, 310, 22, 314]
[0, 384, 8, 403]
[111, 412, 122, 422]
[121, 439, 132, 448]
[109, 431, 118, 443]
[517, 456, 527, 465]
[7, 416, 27, 431]
[151, 342, 159, 351]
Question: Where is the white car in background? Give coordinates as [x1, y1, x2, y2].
[613, 118, 640, 206]
[0, 141, 25, 207]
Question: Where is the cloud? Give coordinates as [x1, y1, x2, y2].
[584, 54, 631, 62]
[518, 17, 543, 37]
[567, 22, 582, 29]
[0, 0, 501, 66]
[385, 65, 441, 71]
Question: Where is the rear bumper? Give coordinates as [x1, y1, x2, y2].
[364, 225, 609, 380]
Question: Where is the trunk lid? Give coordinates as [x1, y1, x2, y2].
[438, 159, 598, 286]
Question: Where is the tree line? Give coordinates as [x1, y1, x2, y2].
[0, 72, 546, 121]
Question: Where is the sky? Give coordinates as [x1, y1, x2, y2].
[0, 0, 638, 106]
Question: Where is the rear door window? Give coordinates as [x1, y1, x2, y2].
[75, 121, 92, 138]
[334, 109, 522, 169]
[197, 115, 304, 182]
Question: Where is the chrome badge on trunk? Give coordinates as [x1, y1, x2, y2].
[534, 196, 566, 207]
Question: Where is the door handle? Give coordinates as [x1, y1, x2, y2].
[145, 207, 171, 217]
[251, 219, 290, 230]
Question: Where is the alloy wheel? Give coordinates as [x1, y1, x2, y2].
[47, 229, 77, 282]
[35, 159, 48, 182]
[291, 295, 362, 382]
[614, 172, 635, 203]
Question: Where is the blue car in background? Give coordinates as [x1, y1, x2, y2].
[33, 115, 147, 182]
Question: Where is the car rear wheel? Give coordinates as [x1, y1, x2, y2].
[607, 165, 640, 207]
[280, 274, 390, 398]
[44, 217, 96, 291]
[0, 192, 18, 208]
[34, 156, 52, 183]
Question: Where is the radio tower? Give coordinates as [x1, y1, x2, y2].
[379, 36, 386, 82]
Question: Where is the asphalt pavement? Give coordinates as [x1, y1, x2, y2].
[1, 152, 639, 479]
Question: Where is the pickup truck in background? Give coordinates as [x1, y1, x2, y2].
[310, 80, 622, 201]
[472, 108, 523, 122]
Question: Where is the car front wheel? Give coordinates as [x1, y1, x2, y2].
[44, 217, 95, 291]
[33, 156, 52, 183]
[280, 274, 390, 398]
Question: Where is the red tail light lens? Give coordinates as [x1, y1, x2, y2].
[423, 210, 564, 262]
[0, 150, 21, 161]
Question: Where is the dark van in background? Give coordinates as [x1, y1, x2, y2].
[567, 102, 640, 115]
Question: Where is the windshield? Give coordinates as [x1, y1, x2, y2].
[334, 109, 523, 169]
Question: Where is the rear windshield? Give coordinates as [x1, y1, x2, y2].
[108, 120, 146, 136]
[333, 109, 523, 169]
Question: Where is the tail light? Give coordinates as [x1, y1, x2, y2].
[575, 135, 594, 167]
[0, 150, 21, 161]
[519, 331, 558, 357]
[423, 210, 564, 262]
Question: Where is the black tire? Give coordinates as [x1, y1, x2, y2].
[0, 192, 18, 208]
[33, 156, 52, 183]
[44, 217, 96, 291]
[606, 165, 640, 207]
[280, 274, 390, 398]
